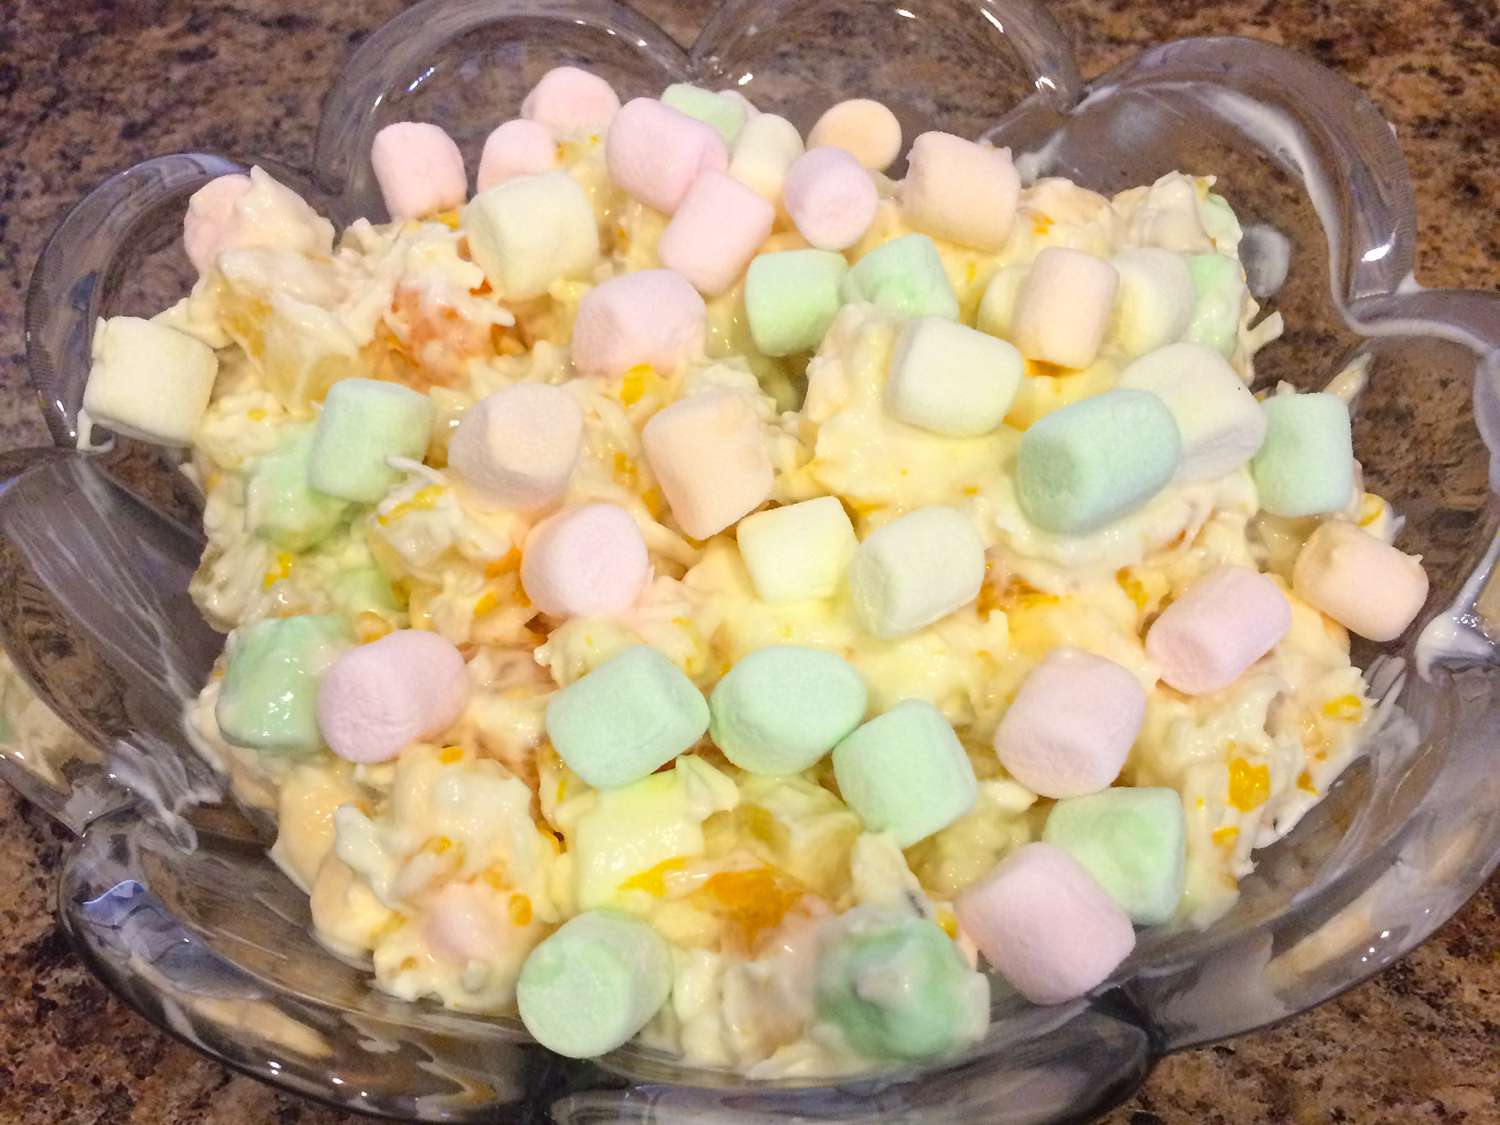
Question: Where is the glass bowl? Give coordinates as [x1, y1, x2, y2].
[8, 0, 1500, 1120]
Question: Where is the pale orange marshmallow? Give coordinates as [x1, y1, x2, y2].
[642, 392, 773, 539]
[183, 173, 253, 274]
[808, 98, 902, 171]
[520, 66, 621, 133]
[658, 171, 775, 296]
[1293, 521, 1428, 642]
[1012, 247, 1120, 369]
[902, 131, 1020, 252]
[370, 122, 468, 221]
[570, 270, 707, 378]
[477, 119, 558, 190]
[782, 147, 879, 251]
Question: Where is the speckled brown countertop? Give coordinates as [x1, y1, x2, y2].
[0, 1, 1497, 1121]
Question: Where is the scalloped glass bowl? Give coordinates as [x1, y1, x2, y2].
[7, 0, 1500, 1120]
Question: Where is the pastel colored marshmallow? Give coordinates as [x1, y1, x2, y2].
[807, 98, 903, 172]
[994, 648, 1145, 798]
[661, 83, 748, 145]
[710, 646, 868, 774]
[743, 249, 848, 356]
[1146, 565, 1291, 694]
[370, 122, 468, 221]
[1186, 252, 1246, 357]
[605, 98, 729, 214]
[217, 616, 353, 754]
[183, 173, 253, 274]
[728, 112, 805, 204]
[448, 383, 584, 509]
[1292, 521, 1429, 641]
[521, 503, 650, 618]
[1110, 247, 1196, 358]
[570, 269, 707, 378]
[317, 629, 470, 764]
[1042, 788, 1186, 925]
[516, 909, 672, 1058]
[462, 171, 601, 299]
[736, 495, 858, 603]
[1118, 342, 1266, 482]
[658, 170, 775, 296]
[1012, 247, 1120, 369]
[901, 132, 1020, 253]
[955, 842, 1135, 1005]
[1015, 388, 1182, 535]
[1250, 392, 1356, 518]
[642, 391, 773, 539]
[245, 426, 350, 551]
[782, 147, 879, 252]
[832, 699, 978, 846]
[309, 378, 435, 504]
[476, 119, 558, 190]
[975, 264, 1027, 339]
[82, 315, 219, 446]
[545, 645, 710, 789]
[841, 233, 959, 321]
[847, 506, 986, 638]
[520, 66, 621, 133]
[886, 316, 1023, 437]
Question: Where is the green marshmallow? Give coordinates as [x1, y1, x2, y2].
[1251, 392, 1355, 518]
[546, 645, 710, 790]
[1042, 787, 1186, 925]
[1197, 192, 1243, 247]
[831, 699, 977, 847]
[1016, 388, 1183, 535]
[815, 911, 988, 1060]
[328, 566, 400, 617]
[709, 646, 868, 775]
[215, 615, 353, 753]
[309, 378, 434, 504]
[245, 426, 350, 551]
[516, 909, 672, 1059]
[1186, 253, 1246, 357]
[661, 83, 748, 145]
[744, 250, 849, 356]
[841, 234, 959, 322]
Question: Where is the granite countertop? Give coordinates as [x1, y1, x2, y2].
[1, 0, 1497, 1121]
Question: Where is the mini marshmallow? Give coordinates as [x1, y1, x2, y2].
[217, 616, 353, 754]
[1110, 247, 1195, 358]
[841, 234, 959, 321]
[710, 646, 868, 775]
[782, 147, 879, 251]
[570, 269, 707, 378]
[1042, 788, 1186, 925]
[744, 249, 848, 356]
[661, 83, 748, 145]
[1118, 342, 1266, 482]
[520, 66, 621, 133]
[658, 170, 775, 296]
[728, 112, 805, 204]
[1146, 565, 1291, 694]
[1015, 388, 1182, 535]
[521, 503, 650, 618]
[245, 427, 350, 551]
[901, 132, 1020, 252]
[1012, 247, 1120, 369]
[975, 264, 1027, 339]
[448, 383, 583, 509]
[476, 118, 558, 190]
[462, 171, 600, 299]
[83, 316, 218, 446]
[736, 495, 858, 602]
[1186, 252, 1246, 357]
[642, 391, 773, 539]
[183, 173, 253, 274]
[886, 316, 1023, 437]
[833, 699, 978, 846]
[994, 648, 1145, 798]
[516, 909, 672, 1059]
[847, 506, 986, 638]
[1250, 393, 1356, 518]
[1292, 521, 1429, 641]
[605, 98, 729, 214]
[545, 645, 710, 789]
[309, 378, 434, 504]
[317, 630, 470, 764]
[955, 842, 1135, 1005]
[807, 98, 902, 172]
[370, 122, 467, 221]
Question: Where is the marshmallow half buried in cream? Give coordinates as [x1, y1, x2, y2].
[317, 629, 469, 764]
[448, 383, 583, 510]
[1292, 521, 1428, 642]
[570, 269, 707, 379]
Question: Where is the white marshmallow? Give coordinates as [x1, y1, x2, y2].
[736, 496, 858, 603]
[477, 119, 558, 190]
[317, 630, 470, 764]
[1110, 247, 1196, 358]
[848, 506, 986, 638]
[1292, 521, 1429, 642]
[520, 66, 621, 133]
[658, 170, 775, 296]
[902, 132, 1020, 252]
[808, 98, 902, 171]
[886, 316, 1023, 437]
[1012, 247, 1119, 369]
[570, 269, 707, 378]
[975, 264, 1027, 339]
[642, 392, 774, 539]
[728, 112, 805, 205]
[521, 503, 650, 618]
[781, 147, 879, 252]
[183, 174, 253, 274]
[370, 122, 468, 221]
[448, 383, 583, 510]
[462, 171, 600, 299]
[82, 316, 218, 446]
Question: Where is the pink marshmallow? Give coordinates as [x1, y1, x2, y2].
[994, 648, 1145, 798]
[520, 66, 621, 134]
[521, 503, 650, 618]
[956, 842, 1135, 1006]
[1146, 566, 1291, 695]
[781, 146, 879, 251]
[448, 383, 583, 510]
[183, 173, 253, 274]
[370, 122, 468, 221]
[658, 171, 775, 296]
[570, 269, 707, 379]
[643, 392, 773, 539]
[477, 119, 558, 190]
[424, 883, 504, 963]
[1292, 521, 1429, 642]
[317, 630, 470, 764]
[605, 98, 729, 214]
